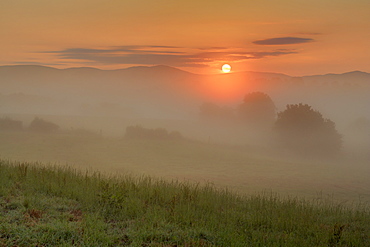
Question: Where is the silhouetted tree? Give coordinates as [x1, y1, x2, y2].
[28, 117, 59, 133]
[237, 92, 276, 127]
[274, 103, 342, 156]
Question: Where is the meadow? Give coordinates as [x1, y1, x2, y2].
[1, 160, 369, 246]
[0, 127, 369, 246]
[0, 130, 369, 204]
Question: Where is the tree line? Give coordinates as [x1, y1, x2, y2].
[200, 92, 342, 156]
[0, 117, 59, 133]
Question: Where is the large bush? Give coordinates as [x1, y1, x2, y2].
[274, 103, 342, 156]
[28, 117, 59, 133]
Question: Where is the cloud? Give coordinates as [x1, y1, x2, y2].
[13, 61, 66, 66]
[50, 46, 184, 55]
[43, 46, 296, 67]
[197, 47, 228, 51]
[253, 37, 314, 45]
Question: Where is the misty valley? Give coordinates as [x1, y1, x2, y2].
[0, 65, 369, 246]
[0, 65, 369, 202]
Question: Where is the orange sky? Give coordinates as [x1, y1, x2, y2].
[1, 0, 369, 75]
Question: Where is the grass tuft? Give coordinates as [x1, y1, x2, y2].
[0, 159, 369, 246]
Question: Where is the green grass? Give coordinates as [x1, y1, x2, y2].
[0, 160, 369, 246]
[1, 131, 369, 204]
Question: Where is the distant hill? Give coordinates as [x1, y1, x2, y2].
[302, 71, 370, 88]
[0, 65, 369, 123]
[1, 65, 368, 95]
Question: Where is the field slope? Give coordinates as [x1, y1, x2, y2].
[0, 160, 369, 246]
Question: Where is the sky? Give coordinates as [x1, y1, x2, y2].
[1, 0, 369, 75]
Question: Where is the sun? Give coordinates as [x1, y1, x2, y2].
[222, 64, 231, 73]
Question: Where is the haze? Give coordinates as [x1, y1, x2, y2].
[0, 0, 369, 204]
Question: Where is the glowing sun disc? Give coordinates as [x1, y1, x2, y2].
[222, 64, 231, 73]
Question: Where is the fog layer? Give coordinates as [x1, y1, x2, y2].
[0, 65, 369, 203]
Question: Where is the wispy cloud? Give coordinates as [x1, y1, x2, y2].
[253, 37, 314, 45]
[13, 61, 66, 66]
[43, 46, 296, 67]
[197, 47, 228, 51]
[49, 46, 184, 55]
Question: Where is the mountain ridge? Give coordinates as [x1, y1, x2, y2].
[0, 64, 368, 125]
[1, 64, 369, 78]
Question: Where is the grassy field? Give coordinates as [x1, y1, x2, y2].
[1, 160, 369, 246]
[0, 131, 369, 204]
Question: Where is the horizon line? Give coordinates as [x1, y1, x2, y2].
[0, 64, 368, 77]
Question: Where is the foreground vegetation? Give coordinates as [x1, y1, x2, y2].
[1, 130, 369, 203]
[0, 160, 369, 246]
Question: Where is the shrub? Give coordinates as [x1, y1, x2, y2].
[28, 117, 59, 133]
[0, 117, 23, 131]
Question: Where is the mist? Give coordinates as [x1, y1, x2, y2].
[0, 65, 369, 204]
